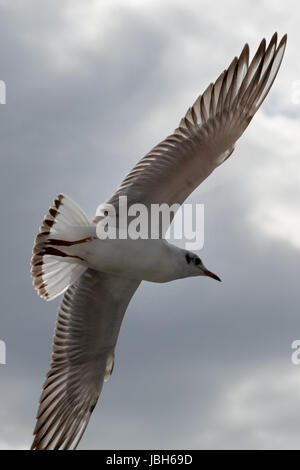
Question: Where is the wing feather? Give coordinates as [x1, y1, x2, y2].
[31, 270, 140, 450]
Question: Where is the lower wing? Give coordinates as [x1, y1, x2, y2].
[31, 269, 140, 450]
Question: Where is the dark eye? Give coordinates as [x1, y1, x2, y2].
[185, 254, 192, 264]
[194, 257, 201, 265]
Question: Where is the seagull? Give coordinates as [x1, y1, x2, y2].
[30, 33, 287, 450]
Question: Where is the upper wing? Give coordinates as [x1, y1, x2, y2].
[105, 33, 286, 212]
[31, 269, 140, 450]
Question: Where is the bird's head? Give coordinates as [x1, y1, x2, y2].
[183, 251, 221, 282]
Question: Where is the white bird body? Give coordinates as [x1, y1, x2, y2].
[30, 33, 287, 450]
[85, 237, 187, 282]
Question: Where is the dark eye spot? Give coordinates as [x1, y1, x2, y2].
[194, 257, 201, 265]
[185, 254, 192, 264]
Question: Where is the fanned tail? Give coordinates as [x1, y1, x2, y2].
[31, 194, 94, 301]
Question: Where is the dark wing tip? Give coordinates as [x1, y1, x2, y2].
[239, 43, 250, 64]
[270, 31, 278, 43]
[256, 37, 267, 57]
[278, 33, 288, 49]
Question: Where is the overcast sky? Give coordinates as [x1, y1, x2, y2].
[0, 0, 300, 450]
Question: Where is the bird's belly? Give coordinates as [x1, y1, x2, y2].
[83, 238, 176, 282]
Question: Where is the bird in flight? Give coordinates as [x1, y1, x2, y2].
[30, 33, 287, 449]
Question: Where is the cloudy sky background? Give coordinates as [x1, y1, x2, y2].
[0, 0, 300, 449]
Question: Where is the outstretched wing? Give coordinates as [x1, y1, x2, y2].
[106, 33, 286, 212]
[31, 270, 140, 450]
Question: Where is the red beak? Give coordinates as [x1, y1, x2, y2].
[203, 269, 221, 282]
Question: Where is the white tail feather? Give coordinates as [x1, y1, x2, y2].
[31, 194, 94, 301]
